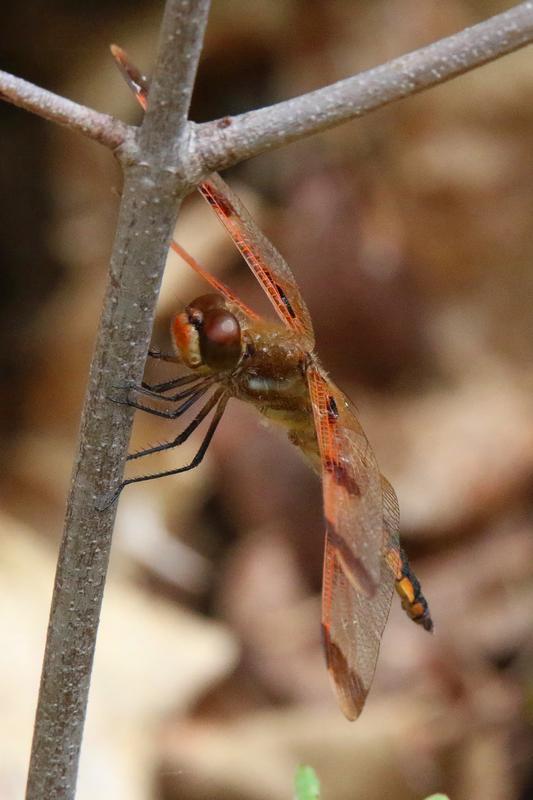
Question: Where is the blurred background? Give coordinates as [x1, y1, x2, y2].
[1, 1, 532, 798]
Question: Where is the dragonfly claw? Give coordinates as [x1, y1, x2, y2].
[107, 382, 141, 406]
[96, 484, 123, 512]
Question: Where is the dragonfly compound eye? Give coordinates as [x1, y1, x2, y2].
[188, 293, 226, 314]
[199, 308, 242, 370]
[171, 294, 240, 370]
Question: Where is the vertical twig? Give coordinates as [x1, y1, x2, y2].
[25, 2, 211, 799]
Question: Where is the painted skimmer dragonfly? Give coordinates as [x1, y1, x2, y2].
[110, 46, 433, 720]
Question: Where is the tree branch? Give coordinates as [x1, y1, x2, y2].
[0, 69, 133, 151]
[3, 3, 533, 180]
[5, 1, 531, 797]
[192, 1, 533, 175]
[138, 1, 209, 161]
[24, 2, 211, 799]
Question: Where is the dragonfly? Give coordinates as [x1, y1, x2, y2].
[110, 46, 433, 720]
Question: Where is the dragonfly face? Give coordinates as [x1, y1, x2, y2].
[172, 293, 244, 371]
[111, 45, 434, 722]
[173, 293, 312, 414]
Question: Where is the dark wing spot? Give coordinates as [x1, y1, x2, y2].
[275, 283, 296, 318]
[204, 188, 235, 218]
[322, 624, 366, 720]
[324, 457, 360, 495]
[327, 524, 375, 597]
[326, 395, 339, 420]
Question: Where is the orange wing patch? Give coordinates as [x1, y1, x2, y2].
[307, 365, 385, 596]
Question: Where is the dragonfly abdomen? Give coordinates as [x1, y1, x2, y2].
[395, 548, 433, 632]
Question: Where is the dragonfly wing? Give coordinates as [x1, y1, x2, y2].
[110, 49, 261, 321]
[307, 365, 385, 594]
[169, 240, 261, 321]
[111, 44, 149, 108]
[307, 365, 397, 718]
[322, 477, 398, 719]
[199, 173, 315, 348]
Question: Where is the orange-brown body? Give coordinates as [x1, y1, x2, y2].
[113, 45, 434, 722]
[172, 301, 432, 635]
[229, 321, 321, 467]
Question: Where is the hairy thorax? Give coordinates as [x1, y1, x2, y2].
[229, 322, 320, 466]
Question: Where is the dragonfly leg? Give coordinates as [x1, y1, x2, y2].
[127, 388, 224, 460]
[120, 384, 211, 420]
[137, 373, 220, 400]
[147, 348, 180, 363]
[99, 392, 229, 509]
[140, 371, 203, 395]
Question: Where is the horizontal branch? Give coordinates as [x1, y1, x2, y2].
[3, 3, 533, 186]
[0, 68, 133, 152]
[192, 1, 533, 174]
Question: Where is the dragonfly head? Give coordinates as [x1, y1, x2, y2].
[171, 293, 243, 371]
